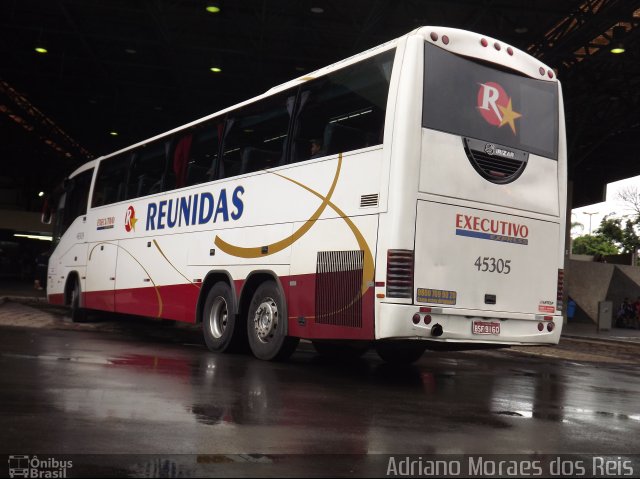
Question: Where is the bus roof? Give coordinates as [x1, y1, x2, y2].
[87, 26, 555, 168]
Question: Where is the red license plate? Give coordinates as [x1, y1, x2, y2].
[472, 320, 500, 335]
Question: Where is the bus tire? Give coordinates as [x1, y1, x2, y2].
[375, 341, 426, 365]
[202, 282, 243, 353]
[69, 277, 86, 323]
[247, 281, 299, 361]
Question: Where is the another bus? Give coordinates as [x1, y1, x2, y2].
[46, 27, 566, 363]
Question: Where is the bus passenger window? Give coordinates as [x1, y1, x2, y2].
[183, 119, 223, 187]
[91, 154, 131, 207]
[291, 48, 395, 163]
[220, 90, 293, 179]
[126, 142, 168, 200]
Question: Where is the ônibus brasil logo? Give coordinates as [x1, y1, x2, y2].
[477, 82, 522, 135]
[124, 206, 138, 232]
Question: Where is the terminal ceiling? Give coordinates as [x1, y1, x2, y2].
[1, 0, 640, 208]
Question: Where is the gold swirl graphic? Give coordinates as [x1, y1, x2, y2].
[88, 242, 163, 317]
[214, 154, 342, 258]
[152, 240, 200, 289]
[213, 153, 374, 295]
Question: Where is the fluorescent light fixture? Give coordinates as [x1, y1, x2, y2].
[109, 131, 118, 136]
[210, 67, 222, 73]
[35, 47, 48, 54]
[14, 233, 52, 241]
[206, 5, 221, 13]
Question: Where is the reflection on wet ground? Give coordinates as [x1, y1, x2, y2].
[0, 325, 639, 476]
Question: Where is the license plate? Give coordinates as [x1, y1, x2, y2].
[472, 320, 500, 335]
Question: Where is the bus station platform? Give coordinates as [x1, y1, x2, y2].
[561, 320, 640, 344]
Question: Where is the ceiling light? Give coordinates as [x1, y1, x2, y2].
[514, 27, 528, 34]
[34, 47, 48, 54]
[210, 67, 222, 73]
[310, 7, 324, 13]
[610, 25, 626, 54]
[125, 48, 137, 54]
[38, 191, 44, 197]
[206, 5, 221, 13]
[109, 131, 118, 136]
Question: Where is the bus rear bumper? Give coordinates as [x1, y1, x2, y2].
[377, 303, 562, 345]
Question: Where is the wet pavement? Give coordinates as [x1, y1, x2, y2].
[0, 298, 639, 477]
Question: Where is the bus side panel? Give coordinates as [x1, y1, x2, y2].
[47, 252, 67, 305]
[287, 215, 378, 340]
[114, 236, 200, 321]
[84, 242, 117, 311]
[111, 284, 201, 322]
[47, 215, 89, 305]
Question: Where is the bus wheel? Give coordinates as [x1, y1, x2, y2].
[313, 341, 369, 360]
[202, 282, 243, 353]
[69, 278, 86, 323]
[247, 281, 299, 361]
[375, 341, 426, 365]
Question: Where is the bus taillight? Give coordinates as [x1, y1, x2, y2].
[557, 269, 564, 311]
[386, 249, 414, 299]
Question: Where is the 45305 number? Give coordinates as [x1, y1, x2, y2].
[474, 256, 511, 274]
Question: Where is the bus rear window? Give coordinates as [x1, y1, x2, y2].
[422, 42, 558, 160]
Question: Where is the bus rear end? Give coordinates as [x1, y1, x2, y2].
[378, 27, 565, 351]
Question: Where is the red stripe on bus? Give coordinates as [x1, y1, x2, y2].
[58, 273, 374, 339]
[48, 293, 65, 305]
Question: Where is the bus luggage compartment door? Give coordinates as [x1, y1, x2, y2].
[414, 201, 560, 315]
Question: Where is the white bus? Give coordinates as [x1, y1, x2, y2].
[46, 26, 566, 364]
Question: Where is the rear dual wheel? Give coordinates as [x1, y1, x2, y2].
[247, 281, 299, 361]
[202, 282, 245, 353]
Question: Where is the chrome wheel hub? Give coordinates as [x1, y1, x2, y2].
[209, 297, 228, 339]
[254, 297, 278, 343]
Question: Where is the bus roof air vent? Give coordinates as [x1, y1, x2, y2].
[463, 137, 528, 184]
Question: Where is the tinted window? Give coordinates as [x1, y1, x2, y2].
[171, 118, 223, 189]
[55, 168, 93, 240]
[92, 154, 130, 207]
[422, 42, 558, 159]
[221, 91, 294, 178]
[126, 142, 167, 199]
[292, 49, 395, 163]
[69, 168, 93, 219]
